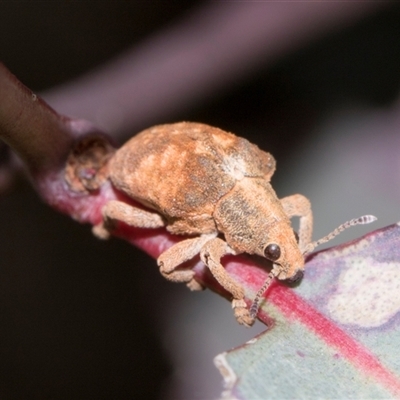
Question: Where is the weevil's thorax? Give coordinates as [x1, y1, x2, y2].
[214, 178, 304, 279]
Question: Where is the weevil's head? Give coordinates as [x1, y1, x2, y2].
[214, 179, 306, 281]
[261, 222, 305, 282]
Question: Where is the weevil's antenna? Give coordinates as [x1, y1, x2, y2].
[249, 267, 280, 320]
[302, 215, 377, 255]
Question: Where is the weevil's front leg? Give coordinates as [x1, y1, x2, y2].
[93, 200, 165, 239]
[158, 233, 217, 291]
[280, 194, 313, 252]
[200, 238, 254, 327]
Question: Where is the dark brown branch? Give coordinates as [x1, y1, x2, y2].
[0, 63, 73, 175]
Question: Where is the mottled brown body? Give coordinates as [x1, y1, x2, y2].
[93, 122, 313, 326]
[109, 123, 275, 235]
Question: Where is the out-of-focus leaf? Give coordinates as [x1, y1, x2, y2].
[215, 223, 400, 399]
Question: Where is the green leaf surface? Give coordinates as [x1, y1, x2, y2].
[215, 223, 400, 399]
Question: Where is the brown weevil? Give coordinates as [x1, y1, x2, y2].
[92, 122, 376, 326]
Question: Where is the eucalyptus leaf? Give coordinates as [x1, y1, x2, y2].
[215, 223, 400, 399]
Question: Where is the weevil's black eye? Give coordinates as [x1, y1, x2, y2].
[293, 230, 299, 243]
[264, 243, 281, 261]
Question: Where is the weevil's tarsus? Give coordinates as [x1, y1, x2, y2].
[303, 215, 377, 255]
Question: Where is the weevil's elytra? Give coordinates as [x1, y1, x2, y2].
[90, 122, 376, 327]
[108, 123, 277, 234]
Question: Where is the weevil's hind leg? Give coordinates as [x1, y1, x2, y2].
[200, 237, 254, 327]
[280, 194, 313, 252]
[92, 200, 165, 239]
[158, 233, 217, 291]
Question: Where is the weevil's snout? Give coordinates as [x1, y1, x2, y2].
[287, 269, 304, 283]
[273, 261, 304, 281]
[277, 252, 305, 280]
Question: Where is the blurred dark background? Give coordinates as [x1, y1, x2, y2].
[0, 2, 400, 399]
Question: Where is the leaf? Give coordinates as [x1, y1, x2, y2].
[214, 223, 400, 399]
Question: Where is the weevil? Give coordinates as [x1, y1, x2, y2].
[90, 122, 375, 326]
